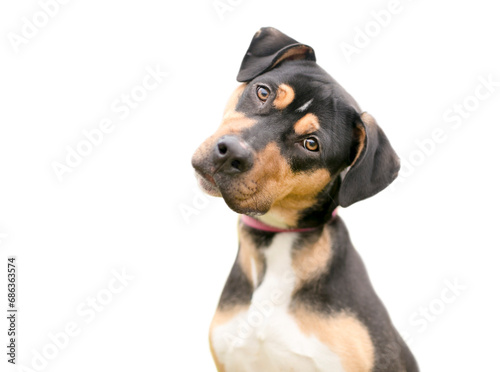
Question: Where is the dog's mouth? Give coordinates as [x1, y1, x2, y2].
[194, 170, 222, 197]
[194, 166, 271, 215]
[191, 137, 275, 215]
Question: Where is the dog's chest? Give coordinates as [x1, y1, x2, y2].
[210, 233, 345, 372]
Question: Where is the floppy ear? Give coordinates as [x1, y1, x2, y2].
[236, 27, 316, 82]
[337, 112, 400, 207]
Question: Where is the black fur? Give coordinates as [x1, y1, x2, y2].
[293, 217, 418, 371]
[231, 27, 401, 220]
[218, 250, 253, 311]
[198, 27, 417, 371]
[237, 27, 315, 82]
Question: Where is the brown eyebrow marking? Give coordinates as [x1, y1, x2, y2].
[273, 84, 295, 110]
[294, 113, 320, 135]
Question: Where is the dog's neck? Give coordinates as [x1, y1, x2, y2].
[242, 210, 337, 233]
[253, 212, 295, 230]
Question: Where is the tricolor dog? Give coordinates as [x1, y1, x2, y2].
[192, 27, 418, 372]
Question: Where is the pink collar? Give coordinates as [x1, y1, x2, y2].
[240, 209, 338, 233]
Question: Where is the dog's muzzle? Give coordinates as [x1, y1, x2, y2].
[191, 135, 255, 198]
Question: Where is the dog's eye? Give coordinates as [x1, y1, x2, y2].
[256, 86, 270, 102]
[303, 137, 319, 152]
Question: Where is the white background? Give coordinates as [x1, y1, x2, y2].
[1, 0, 499, 371]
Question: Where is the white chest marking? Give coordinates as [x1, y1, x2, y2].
[211, 233, 345, 372]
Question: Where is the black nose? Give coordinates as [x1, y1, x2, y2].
[213, 136, 253, 174]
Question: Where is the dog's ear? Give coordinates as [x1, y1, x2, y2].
[236, 27, 315, 82]
[337, 112, 400, 207]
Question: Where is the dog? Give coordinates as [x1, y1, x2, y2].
[192, 27, 418, 372]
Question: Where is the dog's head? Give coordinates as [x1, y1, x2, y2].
[192, 27, 400, 228]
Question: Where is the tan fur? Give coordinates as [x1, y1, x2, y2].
[211, 304, 247, 329]
[223, 83, 246, 117]
[233, 142, 331, 225]
[292, 224, 333, 285]
[360, 112, 375, 127]
[209, 336, 225, 372]
[294, 113, 320, 135]
[193, 84, 330, 226]
[352, 123, 366, 164]
[349, 112, 371, 166]
[237, 227, 264, 288]
[258, 206, 302, 229]
[209, 304, 248, 372]
[271, 45, 312, 69]
[273, 84, 295, 110]
[292, 307, 375, 372]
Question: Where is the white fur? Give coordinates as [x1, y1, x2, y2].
[296, 98, 314, 112]
[211, 233, 345, 372]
